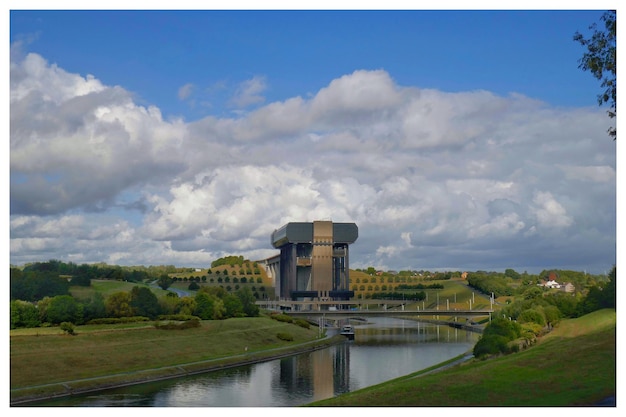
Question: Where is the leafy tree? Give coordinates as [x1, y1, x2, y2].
[130, 286, 161, 319]
[82, 292, 107, 322]
[603, 265, 616, 308]
[223, 293, 244, 318]
[542, 305, 562, 327]
[236, 286, 260, 317]
[194, 292, 216, 319]
[175, 296, 197, 316]
[36, 297, 53, 322]
[574, 10, 616, 139]
[200, 285, 227, 298]
[158, 292, 180, 315]
[522, 286, 543, 300]
[188, 281, 200, 290]
[212, 297, 225, 320]
[10, 269, 70, 301]
[577, 265, 616, 315]
[105, 291, 134, 318]
[504, 268, 521, 280]
[10, 300, 41, 329]
[545, 292, 579, 318]
[157, 274, 173, 290]
[518, 308, 546, 327]
[46, 295, 83, 324]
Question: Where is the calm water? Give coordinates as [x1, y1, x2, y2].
[30, 317, 479, 407]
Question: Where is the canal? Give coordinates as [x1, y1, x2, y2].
[30, 317, 479, 406]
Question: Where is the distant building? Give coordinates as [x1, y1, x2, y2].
[538, 271, 565, 290]
[269, 220, 358, 302]
[540, 279, 561, 289]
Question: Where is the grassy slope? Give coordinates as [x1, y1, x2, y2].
[310, 309, 616, 406]
[10, 316, 322, 393]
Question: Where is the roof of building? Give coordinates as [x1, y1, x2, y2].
[271, 221, 358, 247]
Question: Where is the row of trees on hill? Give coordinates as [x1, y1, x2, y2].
[10, 284, 260, 329]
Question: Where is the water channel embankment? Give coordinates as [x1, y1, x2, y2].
[11, 333, 347, 405]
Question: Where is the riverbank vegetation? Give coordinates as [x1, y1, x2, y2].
[310, 308, 616, 406]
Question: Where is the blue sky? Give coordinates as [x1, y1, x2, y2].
[11, 9, 606, 119]
[8, 6, 617, 274]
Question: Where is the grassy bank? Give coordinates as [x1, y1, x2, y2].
[10, 315, 338, 404]
[309, 309, 616, 406]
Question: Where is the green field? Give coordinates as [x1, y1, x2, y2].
[10, 315, 330, 403]
[69, 279, 173, 299]
[309, 309, 616, 406]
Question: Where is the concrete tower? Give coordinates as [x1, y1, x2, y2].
[270, 220, 358, 302]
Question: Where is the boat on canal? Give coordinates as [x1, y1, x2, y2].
[340, 324, 355, 340]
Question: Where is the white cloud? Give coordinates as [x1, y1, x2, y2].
[178, 83, 194, 100]
[530, 191, 574, 229]
[10, 52, 189, 215]
[9, 51, 616, 273]
[229, 75, 267, 108]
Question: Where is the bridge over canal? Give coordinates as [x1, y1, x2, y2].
[256, 299, 494, 319]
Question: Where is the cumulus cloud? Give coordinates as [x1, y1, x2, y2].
[9, 51, 616, 273]
[10, 52, 188, 215]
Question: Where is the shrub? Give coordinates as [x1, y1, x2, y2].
[276, 332, 294, 341]
[483, 317, 522, 340]
[270, 313, 294, 323]
[473, 334, 509, 358]
[60, 321, 76, 335]
[294, 319, 311, 329]
[518, 308, 546, 326]
[474, 317, 524, 358]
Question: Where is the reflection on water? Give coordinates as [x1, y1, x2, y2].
[29, 317, 478, 407]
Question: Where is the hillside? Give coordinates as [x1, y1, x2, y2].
[309, 308, 616, 406]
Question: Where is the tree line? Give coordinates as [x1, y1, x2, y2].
[11, 284, 260, 329]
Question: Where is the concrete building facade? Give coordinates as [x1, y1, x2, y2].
[270, 220, 358, 302]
